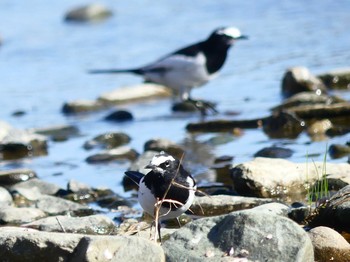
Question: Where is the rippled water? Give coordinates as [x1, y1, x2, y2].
[0, 1, 349, 202]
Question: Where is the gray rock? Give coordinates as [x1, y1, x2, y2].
[10, 178, 62, 196]
[308, 226, 350, 262]
[31, 124, 79, 141]
[251, 202, 290, 217]
[98, 83, 171, 105]
[308, 185, 350, 231]
[62, 99, 106, 114]
[318, 68, 350, 89]
[23, 214, 117, 235]
[0, 227, 164, 262]
[127, 150, 158, 174]
[282, 66, 327, 97]
[64, 4, 113, 22]
[263, 111, 304, 139]
[0, 207, 46, 224]
[35, 195, 92, 216]
[230, 157, 350, 198]
[163, 209, 314, 261]
[0, 121, 47, 160]
[190, 195, 275, 216]
[70, 235, 165, 262]
[288, 102, 350, 121]
[144, 138, 184, 159]
[254, 146, 293, 158]
[104, 110, 134, 122]
[67, 179, 91, 193]
[329, 143, 350, 159]
[186, 117, 264, 133]
[0, 168, 37, 186]
[86, 146, 138, 163]
[271, 92, 346, 111]
[11, 186, 42, 201]
[0, 227, 82, 261]
[0, 186, 13, 206]
[83, 132, 131, 150]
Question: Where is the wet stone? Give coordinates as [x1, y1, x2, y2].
[31, 125, 80, 141]
[62, 100, 106, 114]
[104, 110, 134, 122]
[86, 146, 138, 163]
[272, 92, 346, 111]
[171, 100, 198, 112]
[318, 68, 350, 89]
[326, 126, 350, 137]
[306, 119, 333, 141]
[288, 102, 350, 121]
[0, 169, 37, 186]
[83, 132, 131, 150]
[98, 83, 171, 105]
[144, 138, 185, 159]
[23, 214, 117, 235]
[329, 143, 350, 159]
[186, 117, 264, 133]
[0, 121, 48, 160]
[282, 66, 327, 98]
[263, 111, 304, 139]
[254, 146, 293, 158]
[64, 4, 113, 22]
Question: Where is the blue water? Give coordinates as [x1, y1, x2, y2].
[0, 1, 349, 199]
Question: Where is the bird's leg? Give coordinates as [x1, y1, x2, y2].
[176, 217, 182, 228]
[157, 221, 162, 243]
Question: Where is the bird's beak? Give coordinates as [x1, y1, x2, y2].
[145, 164, 155, 169]
[235, 35, 248, 40]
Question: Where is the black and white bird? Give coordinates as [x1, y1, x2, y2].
[90, 27, 247, 111]
[125, 151, 196, 241]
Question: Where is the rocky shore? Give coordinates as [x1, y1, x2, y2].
[0, 66, 349, 261]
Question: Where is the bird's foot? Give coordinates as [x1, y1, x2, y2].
[172, 99, 218, 116]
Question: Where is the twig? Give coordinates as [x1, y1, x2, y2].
[56, 217, 66, 233]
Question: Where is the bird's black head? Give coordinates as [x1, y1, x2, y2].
[145, 151, 179, 176]
[208, 27, 248, 46]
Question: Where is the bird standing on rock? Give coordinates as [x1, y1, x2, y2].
[125, 151, 196, 242]
[90, 27, 247, 113]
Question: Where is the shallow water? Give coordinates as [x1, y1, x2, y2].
[0, 1, 349, 205]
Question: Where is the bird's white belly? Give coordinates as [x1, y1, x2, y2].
[144, 53, 212, 93]
[138, 177, 196, 220]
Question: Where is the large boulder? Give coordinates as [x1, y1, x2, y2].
[0, 227, 165, 262]
[308, 226, 350, 262]
[230, 157, 350, 198]
[308, 185, 350, 231]
[163, 209, 313, 261]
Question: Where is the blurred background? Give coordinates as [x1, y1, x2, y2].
[0, 1, 349, 202]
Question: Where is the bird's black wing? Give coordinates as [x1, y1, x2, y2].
[124, 171, 144, 185]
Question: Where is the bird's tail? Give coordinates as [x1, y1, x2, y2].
[124, 171, 144, 185]
[88, 68, 143, 75]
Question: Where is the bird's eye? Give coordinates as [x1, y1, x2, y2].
[165, 160, 170, 167]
